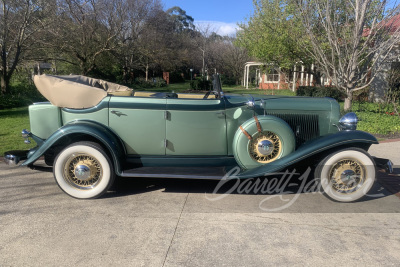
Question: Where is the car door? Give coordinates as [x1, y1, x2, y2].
[109, 96, 166, 155]
[165, 98, 227, 156]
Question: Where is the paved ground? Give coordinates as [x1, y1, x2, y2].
[1, 142, 400, 266]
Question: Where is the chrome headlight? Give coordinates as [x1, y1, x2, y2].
[339, 112, 358, 131]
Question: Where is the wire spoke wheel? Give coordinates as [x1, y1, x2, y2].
[315, 148, 376, 202]
[64, 153, 103, 190]
[249, 131, 282, 163]
[329, 159, 365, 194]
[54, 141, 115, 199]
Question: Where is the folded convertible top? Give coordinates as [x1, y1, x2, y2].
[33, 74, 133, 109]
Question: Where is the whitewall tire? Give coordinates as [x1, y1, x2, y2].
[315, 148, 376, 202]
[53, 141, 115, 199]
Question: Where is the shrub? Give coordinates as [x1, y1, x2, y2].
[169, 72, 185, 83]
[220, 75, 236, 86]
[297, 86, 345, 101]
[190, 78, 212, 91]
[296, 86, 314, 97]
[135, 77, 167, 88]
[0, 75, 46, 109]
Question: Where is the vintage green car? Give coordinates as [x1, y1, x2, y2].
[4, 74, 392, 201]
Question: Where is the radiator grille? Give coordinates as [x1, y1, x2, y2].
[266, 113, 320, 147]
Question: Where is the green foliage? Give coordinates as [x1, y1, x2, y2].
[296, 86, 345, 101]
[224, 88, 296, 96]
[357, 111, 400, 135]
[166, 6, 195, 32]
[236, 0, 309, 69]
[220, 75, 237, 86]
[134, 77, 167, 89]
[346, 102, 400, 135]
[190, 78, 212, 91]
[0, 74, 45, 109]
[169, 72, 185, 83]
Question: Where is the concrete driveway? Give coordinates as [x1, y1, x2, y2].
[1, 142, 400, 266]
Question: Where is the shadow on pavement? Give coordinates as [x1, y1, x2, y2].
[106, 170, 396, 203]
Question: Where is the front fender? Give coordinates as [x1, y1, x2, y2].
[21, 120, 125, 175]
[238, 130, 378, 178]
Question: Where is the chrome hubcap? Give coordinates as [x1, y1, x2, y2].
[249, 131, 282, 163]
[329, 159, 365, 194]
[74, 165, 91, 180]
[63, 153, 102, 190]
[257, 140, 274, 156]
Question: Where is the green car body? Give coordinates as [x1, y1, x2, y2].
[24, 92, 376, 170]
[5, 74, 389, 200]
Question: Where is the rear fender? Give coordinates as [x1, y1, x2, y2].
[21, 120, 125, 174]
[238, 130, 378, 178]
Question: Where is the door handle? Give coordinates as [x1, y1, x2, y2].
[111, 110, 126, 117]
[216, 111, 225, 118]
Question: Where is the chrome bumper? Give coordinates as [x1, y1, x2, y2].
[4, 150, 29, 166]
[374, 157, 394, 174]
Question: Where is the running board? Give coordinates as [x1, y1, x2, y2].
[120, 167, 228, 180]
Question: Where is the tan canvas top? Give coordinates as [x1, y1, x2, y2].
[33, 74, 133, 109]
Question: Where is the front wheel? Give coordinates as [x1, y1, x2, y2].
[53, 141, 115, 199]
[315, 148, 376, 202]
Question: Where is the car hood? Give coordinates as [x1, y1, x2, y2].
[224, 93, 337, 112]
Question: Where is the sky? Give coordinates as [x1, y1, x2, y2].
[162, 0, 254, 36]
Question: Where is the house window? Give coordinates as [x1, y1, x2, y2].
[265, 68, 280, 83]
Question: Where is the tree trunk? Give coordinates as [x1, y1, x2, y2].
[344, 90, 353, 111]
[1, 74, 9, 94]
[145, 63, 149, 81]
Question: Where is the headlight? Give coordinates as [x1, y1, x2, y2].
[339, 112, 358, 131]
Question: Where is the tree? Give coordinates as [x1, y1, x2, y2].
[295, 0, 400, 111]
[386, 62, 400, 116]
[166, 6, 195, 33]
[47, 0, 129, 75]
[115, 0, 163, 82]
[207, 36, 251, 85]
[0, 0, 49, 94]
[237, 0, 309, 70]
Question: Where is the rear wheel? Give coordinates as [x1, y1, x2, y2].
[53, 141, 115, 199]
[315, 148, 376, 202]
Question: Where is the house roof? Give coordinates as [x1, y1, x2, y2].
[382, 13, 400, 34]
[362, 13, 400, 37]
[362, 14, 400, 37]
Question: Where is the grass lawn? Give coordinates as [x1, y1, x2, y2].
[0, 107, 35, 156]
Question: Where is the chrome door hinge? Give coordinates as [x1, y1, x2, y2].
[164, 139, 168, 148]
[164, 111, 169, 120]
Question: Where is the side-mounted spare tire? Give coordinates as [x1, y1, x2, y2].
[233, 116, 295, 170]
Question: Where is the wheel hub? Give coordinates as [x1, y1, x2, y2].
[74, 164, 91, 180]
[340, 169, 356, 184]
[257, 140, 274, 156]
[329, 159, 364, 193]
[64, 154, 102, 190]
[249, 131, 282, 163]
